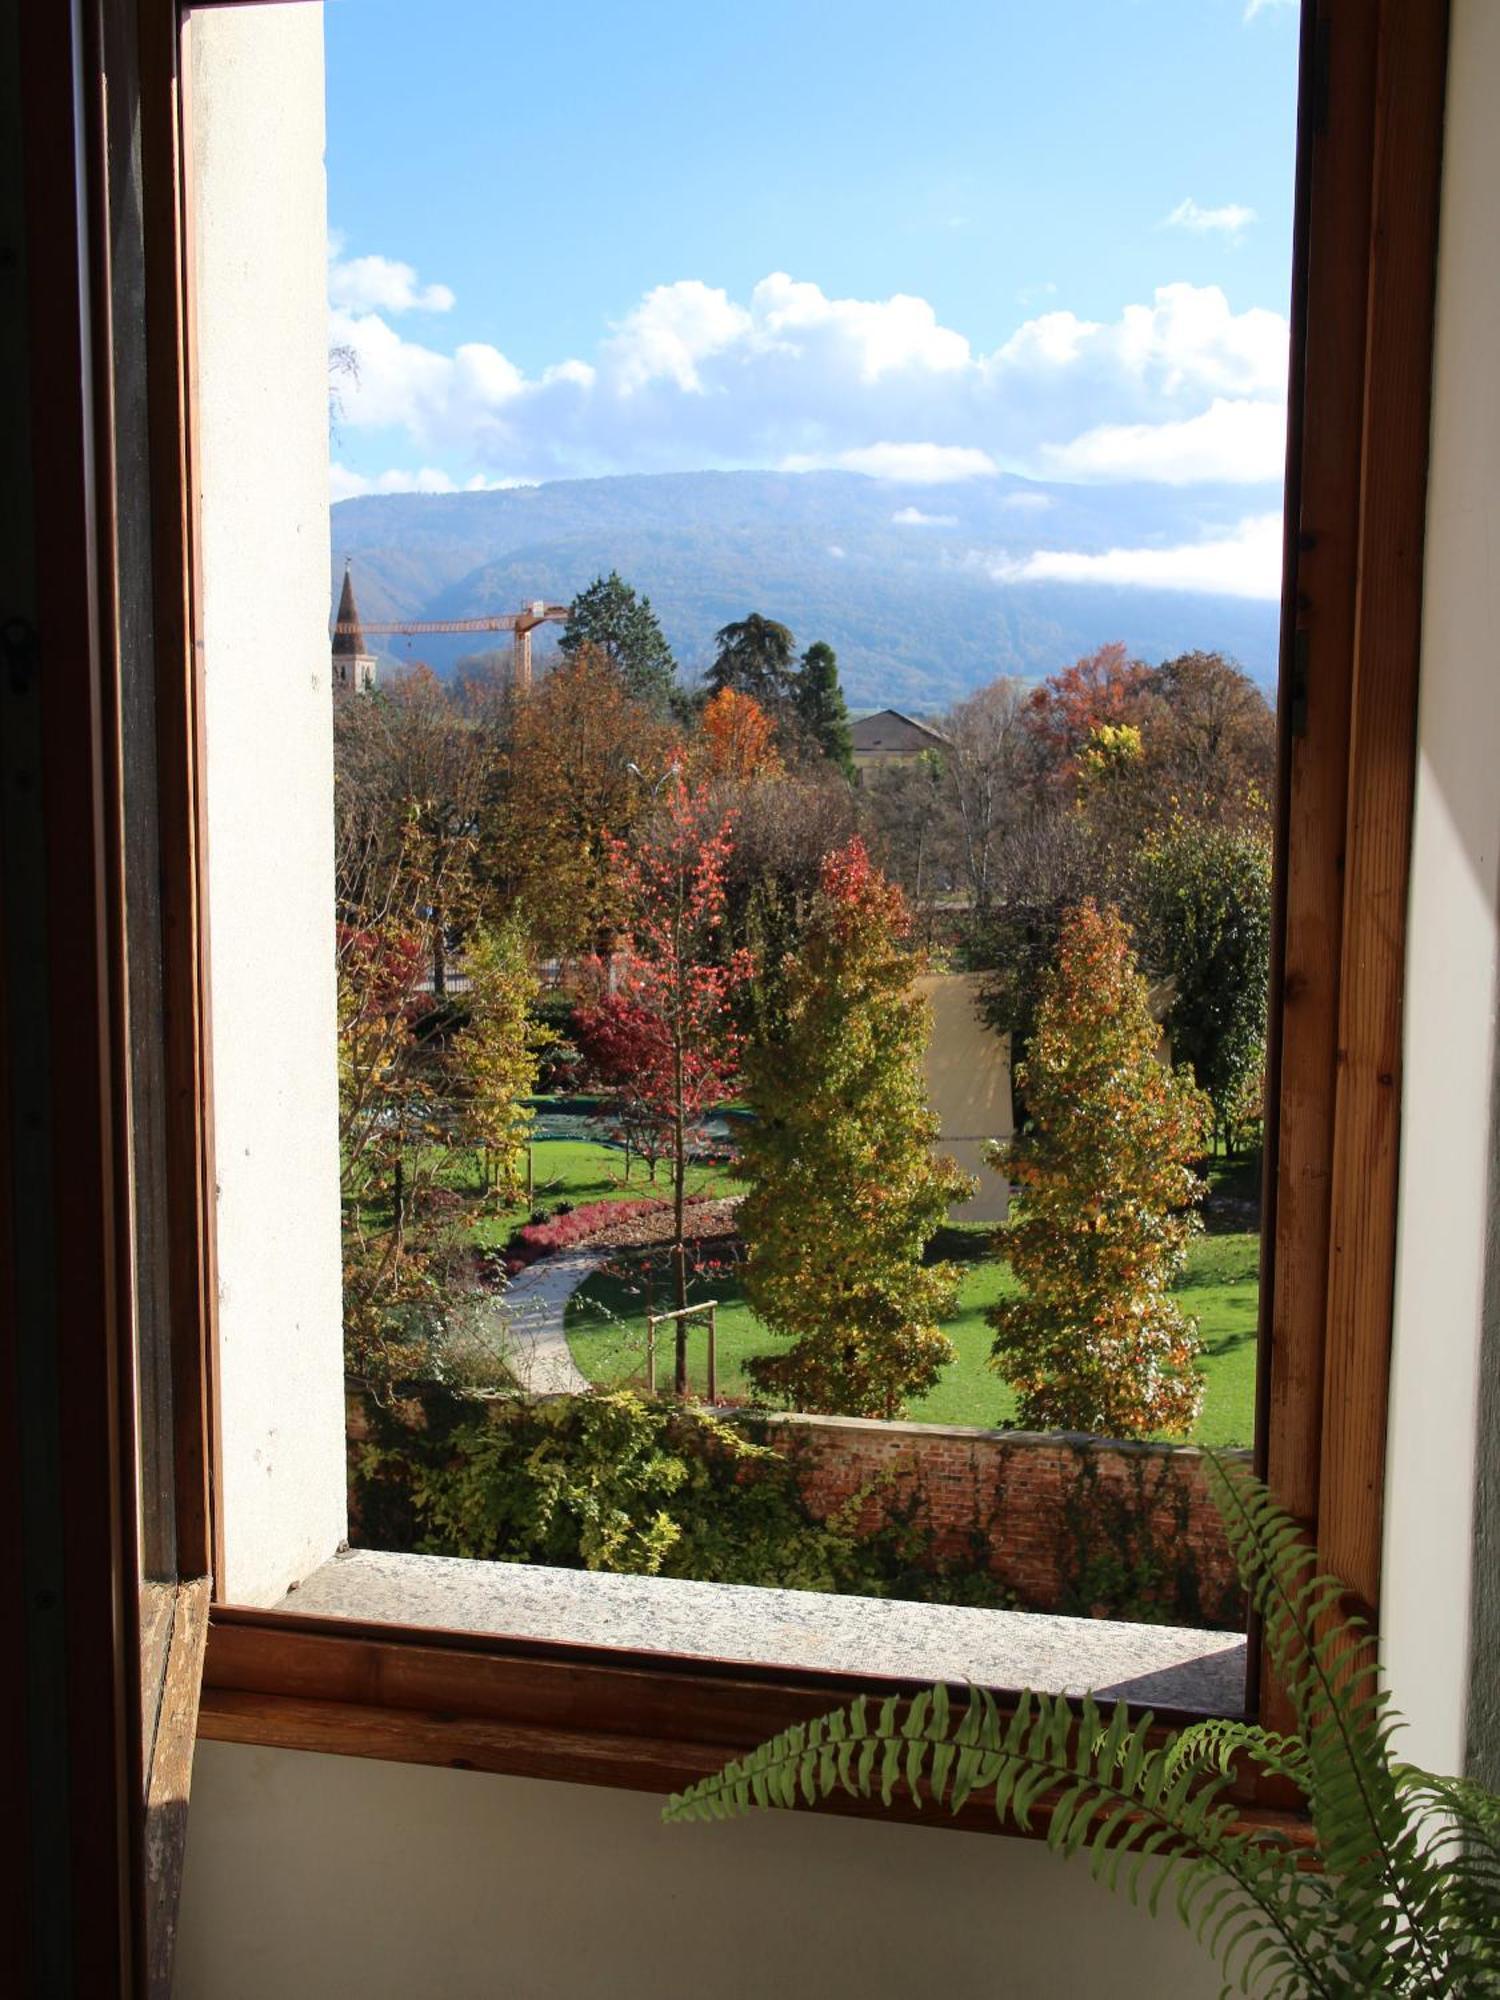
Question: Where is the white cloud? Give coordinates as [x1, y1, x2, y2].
[330, 462, 458, 501]
[990, 512, 1283, 600]
[1162, 197, 1256, 240]
[1244, 0, 1296, 19]
[603, 280, 752, 393]
[330, 463, 533, 501]
[1040, 396, 1287, 485]
[782, 443, 998, 483]
[327, 254, 1288, 493]
[328, 252, 455, 315]
[1001, 490, 1055, 512]
[892, 505, 959, 526]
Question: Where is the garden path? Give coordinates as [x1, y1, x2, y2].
[491, 1249, 602, 1394]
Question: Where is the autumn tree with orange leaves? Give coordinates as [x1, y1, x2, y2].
[1025, 641, 1156, 778]
[988, 900, 1211, 1438]
[696, 687, 783, 784]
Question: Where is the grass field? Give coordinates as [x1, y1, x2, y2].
[352, 1132, 744, 1254]
[565, 1155, 1263, 1448]
[565, 1227, 1258, 1445]
[363, 1117, 1261, 1448]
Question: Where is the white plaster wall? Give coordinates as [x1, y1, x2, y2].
[915, 971, 1013, 1222]
[1381, 0, 1500, 1778]
[175, 1742, 1220, 2000]
[192, 2, 346, 1604]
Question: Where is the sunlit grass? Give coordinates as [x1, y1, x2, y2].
[566, 1220, 1261, 1447]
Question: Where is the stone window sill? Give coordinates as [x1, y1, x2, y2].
[280, 1548, 1248, 1715]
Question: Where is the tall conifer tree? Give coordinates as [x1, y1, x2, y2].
[741, 841, 971, 1418]
[988, 899, 1211, 1437]
[793, 640, 854, 776]
[560, 571, 677, 708]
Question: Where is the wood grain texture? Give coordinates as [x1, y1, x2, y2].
[144, 1579, 210, 2000]
[1319, 0, 1450, 1613]
[141, 0, 220, 1588]
[17, 0, 138, 1986]
[200, 1610, 1312, 1848]
[1262, 0, 1377, 1543]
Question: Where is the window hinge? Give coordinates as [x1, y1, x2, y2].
[1290, 627, 1311, 738]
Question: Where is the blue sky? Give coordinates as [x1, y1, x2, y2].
[325, 0, 1301, 596]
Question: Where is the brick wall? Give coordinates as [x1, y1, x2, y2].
[347, 1383, 1247, 1627]
[754, 1412, 1248, 1628]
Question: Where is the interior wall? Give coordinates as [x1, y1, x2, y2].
[192, 0, 347, 1604]
[1380, 0, 1500, 1781]
[174, 1743, 1220, 2000]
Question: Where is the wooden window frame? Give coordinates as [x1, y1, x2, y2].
[168, 0, 1448, 1829]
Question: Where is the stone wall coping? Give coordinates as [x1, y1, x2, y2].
[752, 1408, 1252, 1463]
[346, 1376, 1252, 1464]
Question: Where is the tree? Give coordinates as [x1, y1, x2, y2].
[942, 676, 1031, 913]
[1025, 641, 1156, 779]
[792, 641, 853, 776]
[492, 646, 678, 956]
[334, 663, 490, 999]
[697, 687, 782, 783]
[863, 750, 958, 937]
[960, 798, 1092, 1087]
[560, 570, 677, 709]
[451, 917, 550, 1198]
[1137, 817, 1273, 1146]
[707, 613, 797, 706]
[740, 840, 973, 1419]
[709, 769, 863, 1039]
[1144, 650, 1276, 817]
[610, 779, 754, 1390]
[570, 993, 674, 1182]
[336, 914, 430, 1213]
[988, 900, 1211, 1438]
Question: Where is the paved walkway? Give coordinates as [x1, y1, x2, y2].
[488, 1247, 604, 1394]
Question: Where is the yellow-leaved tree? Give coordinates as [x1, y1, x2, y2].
[988, 899, 1211, 1438]
[451, 917, 551, 1200]
[741, 840, 973, 1419]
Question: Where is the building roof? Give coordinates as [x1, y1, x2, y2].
[847, 708, 948, 753]
[332, 563, 367, 658]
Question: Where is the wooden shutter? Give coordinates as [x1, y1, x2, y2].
[3, 0, 217, 1989]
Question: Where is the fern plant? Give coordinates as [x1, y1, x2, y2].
[665, 1459, 1500, 1997]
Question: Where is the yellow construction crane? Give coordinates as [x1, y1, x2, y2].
[330, 598, 569, 690]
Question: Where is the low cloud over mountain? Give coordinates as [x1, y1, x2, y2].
[331, 467, 1281, 709]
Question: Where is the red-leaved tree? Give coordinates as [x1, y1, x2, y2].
[570, 993, 674, 1182]
[1026, 642, 1156, 779]
[609, 778, 754, 1392]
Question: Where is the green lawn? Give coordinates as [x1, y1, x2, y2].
[352, 1133, 744, 1254]
[566, 1219, 1261, 1447]
[364, 1114, 1262, 1447]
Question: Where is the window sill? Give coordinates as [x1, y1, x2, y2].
[280, 1548, 1248, 1713]
[198, 1553, 1285, 1843]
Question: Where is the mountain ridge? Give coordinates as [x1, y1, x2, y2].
[330, 467, 1281, 708]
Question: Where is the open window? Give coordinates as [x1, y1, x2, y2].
[0, 3, 1453, 1990]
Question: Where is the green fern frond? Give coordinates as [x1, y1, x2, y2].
[1164, 1719, 1311, 1789]
[1202, 1459, 1453, 1988]
[668, 1683, 1330, 1997]
[667, 1461, 1500, 1997]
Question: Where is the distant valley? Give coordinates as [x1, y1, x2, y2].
[330, 468, 1281, 710]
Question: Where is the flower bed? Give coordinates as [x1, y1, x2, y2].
[504, 1193, 739, 1273]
